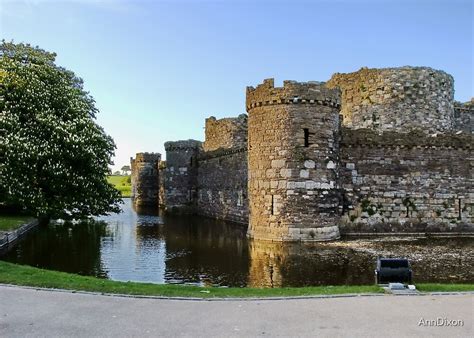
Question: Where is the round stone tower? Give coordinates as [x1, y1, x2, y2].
[327, 66, 454, 133]
[246, 78, 341, 241]
[130, 152, 161, 207]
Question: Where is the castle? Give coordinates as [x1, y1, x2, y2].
[131, 66, 474, 241]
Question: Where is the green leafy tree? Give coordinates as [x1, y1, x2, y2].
[0, 41, 122, 219]
[120, 165, 131, 175]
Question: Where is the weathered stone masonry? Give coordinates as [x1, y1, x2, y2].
[131, 66, 474, 241]
[130, 152, 160, 206]
[246, 79, 341, 241]
[163, 140, 201, 212]
[339, 129, 474, 233]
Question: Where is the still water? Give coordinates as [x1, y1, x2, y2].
[2, 199, 473, 287]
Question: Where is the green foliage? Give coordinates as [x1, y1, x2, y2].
[0, 41, 122, 219]
[360, 198, 380, 216]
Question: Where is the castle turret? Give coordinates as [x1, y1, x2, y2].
[164, 140, 202, 213]
[246, 79, 341, 241]
[327, 66, 454, 133]
[130, 152, 161, 207]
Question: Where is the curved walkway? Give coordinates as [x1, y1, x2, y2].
[0, 285, 472, 337]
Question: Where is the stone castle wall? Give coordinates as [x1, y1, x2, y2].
[339, 128, 474, 233]
[327, 67, 454, 133]
[203, 114, 248, 151]
[163, 140, 201, 212]
[196, 148, 248, 224]
[246, 79, 342, 241]
[454, 100, 474, 134]
[130, 153, 160, 207]
[131, 66, 473, 241]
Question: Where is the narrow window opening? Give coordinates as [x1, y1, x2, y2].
[458, 198, 462, 220]
[303, 128, 310, 147]
[190, 157, 193, 166]
[270, 195, 274, 215]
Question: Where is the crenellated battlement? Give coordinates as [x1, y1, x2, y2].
[246, 78, 340, 111]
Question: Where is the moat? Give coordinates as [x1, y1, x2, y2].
[2, 199, 473, 287]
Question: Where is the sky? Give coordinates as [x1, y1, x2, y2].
[1, 0, 472, 171]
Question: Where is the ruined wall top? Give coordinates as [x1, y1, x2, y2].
[454, 98, 474, 134]
[164, 139, 202, 151]
[203, 114, 248, 151]
[326, 66, 454, 133]
[455, 98, 474, 111]
[246, 78, 340, 111]
[131, 152, 161, 163]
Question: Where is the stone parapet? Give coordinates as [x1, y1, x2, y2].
[246, 78, 341, 111]
[165, 140, 202, 151]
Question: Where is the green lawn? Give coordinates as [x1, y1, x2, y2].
[415, 283, 474, 293]
[0, 261, 472, 298]
[0, 215, 34, 232]
[107, 175, 131, 197]
[0, 261, 382, 298]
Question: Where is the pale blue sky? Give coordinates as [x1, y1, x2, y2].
[1, 0, 472, 170]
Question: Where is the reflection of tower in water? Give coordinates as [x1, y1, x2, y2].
[248, 240, 288, 288]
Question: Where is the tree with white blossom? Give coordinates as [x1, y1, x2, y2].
[0, 41, 122, 219]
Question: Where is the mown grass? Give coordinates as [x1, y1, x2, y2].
[0, 261, 383, 298]
[416, 283, 474, 292]
[1, 261, 472, 298]
[0, 215, 34, 232]
[107, 175, 131, 197]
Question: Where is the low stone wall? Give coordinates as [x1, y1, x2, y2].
[196, 148, 248, 224]
[339, 128, 474, 234]
[0, 219, 39, 254]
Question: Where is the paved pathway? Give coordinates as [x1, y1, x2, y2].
[0, 285, 472, 337]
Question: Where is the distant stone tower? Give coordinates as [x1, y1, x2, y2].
[130, 152, 161, 207]
[164, 140, 202, 212]
[246, 79, 341, 241]
[327, 66, 454, 133]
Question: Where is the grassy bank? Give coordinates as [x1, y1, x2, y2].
[1, 261, 473, 298]
[415, 283, 474, 292]
[107, 175, 131, 197]
[0, 261, 382, 298]
[0, 216, 34, 232]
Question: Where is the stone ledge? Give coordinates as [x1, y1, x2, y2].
[341, 128, 474, 149]
[198, 147, 247, 160]
[0, 219, 39, 253]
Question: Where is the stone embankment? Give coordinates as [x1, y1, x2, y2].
[0, 219, 39, 253]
